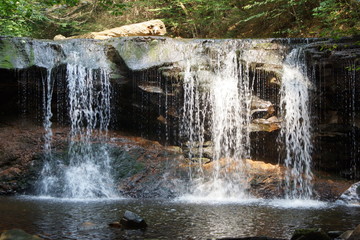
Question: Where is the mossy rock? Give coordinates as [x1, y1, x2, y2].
[0, 229, 42, 240]
[109, 146, 145, 179]
[291, 228, 331, 240]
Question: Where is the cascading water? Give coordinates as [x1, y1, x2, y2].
[36, 41, 118, 198]
[279, 48, 313, 199]
[181, 41, 252, 200]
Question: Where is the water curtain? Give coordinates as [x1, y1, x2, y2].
[36, 41, 118, 198]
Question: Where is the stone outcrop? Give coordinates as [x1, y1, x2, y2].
[337, 181, 360, 205]
[0, 35, 359, 197]
[0, 229, 42, 240]
[54, 19, 166, 40]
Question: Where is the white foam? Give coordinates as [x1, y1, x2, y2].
[17, 195, 125, 203]
[265, 199, 329, 209]
[174, 194, 261, 205]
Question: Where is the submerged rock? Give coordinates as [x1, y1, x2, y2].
[327, 231, 343, 239]
[108, 221, 122, 228]
[120, 210, 147, 229]
[217, 237, 286, 240]
[291, 228, 331, 240]
[0, 229, 42, 240]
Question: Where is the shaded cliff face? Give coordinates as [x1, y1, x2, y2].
[303, 38, 360, 179]
[0, 36, 359, 197]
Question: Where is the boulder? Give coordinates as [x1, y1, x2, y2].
[348, 224, 360, 240]
[337, 181, 360, 205]
[0, 229, 42, 240]
[291, 228, 331, 240]
[120, 210, 147, 229]
[338, 230, 354, 240]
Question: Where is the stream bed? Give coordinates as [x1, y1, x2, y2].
[0, 196, 359, 239]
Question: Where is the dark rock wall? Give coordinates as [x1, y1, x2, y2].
[111, 66, 183, 145]
[305, 39, 360, 179]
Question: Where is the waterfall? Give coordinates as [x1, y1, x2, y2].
[280, 48, 313, 199]
[181, 42, 251, 200]
[8, 37, 322, 200]
[181, 41, 315, 200]
[36, 41, 118, 198]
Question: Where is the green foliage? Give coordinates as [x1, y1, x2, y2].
[346, 65, 360, 71]
[313, 0, 360, 37]
[99, 0, 130, 16]
[0, 0, 42, 36]
[0, 0, 359, 38]
[320, 44, 339, 51]
[140, 0, 236, 37]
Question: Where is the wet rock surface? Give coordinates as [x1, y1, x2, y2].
[0, 119, 353, 199]
[216, 238, 286, 240]
[0, 121, 45, 194]
[304, 37, 360, 179]
[120, 210, 147, 229]
[336, 181, 360, 205]
[108, 133, 187, 198]
[347, 224, 360, 240]
[0, 120, 187, 197]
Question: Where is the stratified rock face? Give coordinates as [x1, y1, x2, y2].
[0, 36, 359, 197]
[304, 37, 360, 179]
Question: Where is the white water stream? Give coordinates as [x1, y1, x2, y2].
[181, 42, 251, 200]
[35, 41, 118, 198]
[181, 42, 314, 201]
[280, 48, 313, 199]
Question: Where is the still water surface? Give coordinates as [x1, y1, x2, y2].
[0, 196, 359, 239]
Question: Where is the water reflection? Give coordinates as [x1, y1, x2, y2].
[0, 197, 359, 240]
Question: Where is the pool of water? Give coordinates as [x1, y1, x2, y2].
[0, 196, 359, 239]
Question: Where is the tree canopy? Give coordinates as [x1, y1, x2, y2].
[0, 0, 359, 38]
